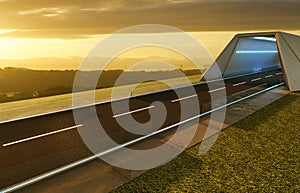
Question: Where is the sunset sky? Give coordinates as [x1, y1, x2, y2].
[0, 0, 300, 70]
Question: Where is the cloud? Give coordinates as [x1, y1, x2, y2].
[17, 7, 67, 18]
[0, 0, 300, 38]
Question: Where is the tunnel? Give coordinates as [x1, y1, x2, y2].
[203, 32, 300, 91]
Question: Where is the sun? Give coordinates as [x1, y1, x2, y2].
[0, 29, 14, 35]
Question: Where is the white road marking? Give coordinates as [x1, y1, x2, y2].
[0, 82, 285, 193]
[171, 94, 198, 103]
[1, 68, 282, 125]
[233, 81, 247, 87]
[113, 106, 155, 118]
[3, 124, 83, 147]
[265, 75, 273, 78]
[276, 72, 283, 75]
[208, 87, 226, 93]
[251, 78, 262, 82]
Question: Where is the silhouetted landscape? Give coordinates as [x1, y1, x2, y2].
[0, 67, 202, 103]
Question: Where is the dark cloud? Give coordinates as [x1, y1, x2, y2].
[0, 0, 300, 38]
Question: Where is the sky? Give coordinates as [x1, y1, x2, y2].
[0, 0, 300, 70]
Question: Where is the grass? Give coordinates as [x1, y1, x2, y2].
[111, 92, 300, 193]
[0, 74, 202, 122]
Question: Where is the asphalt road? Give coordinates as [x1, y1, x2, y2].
[0, 68, 284, 190]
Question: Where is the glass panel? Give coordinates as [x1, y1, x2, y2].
[223, 36, 281, 77]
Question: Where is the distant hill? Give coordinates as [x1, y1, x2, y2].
[0, 68, 202, 103]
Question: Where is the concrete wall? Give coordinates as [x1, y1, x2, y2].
[202, 36, 238, 80]
[277, 33, 300, 91]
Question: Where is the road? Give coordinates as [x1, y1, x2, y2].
[0, 68, 284, 191]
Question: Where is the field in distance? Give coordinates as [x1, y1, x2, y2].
[0, 71, 202, 122]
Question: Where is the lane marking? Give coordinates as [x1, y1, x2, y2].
[208, 87, 226, 93]
[171, 94, 198, 103]
[1, 68, 282, 125]
[251, 78, 262, 82]
[265, 75, 273, 78]
[113, 106, 155, 118]
[206, 67, 281, 84]
[233, 81, 247, 87]
[276, 72, 283, 75]
[0, 82, 285, 193]
[2, 124, 83, 147]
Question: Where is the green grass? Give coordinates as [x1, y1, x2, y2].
[111, 92, 300, 193]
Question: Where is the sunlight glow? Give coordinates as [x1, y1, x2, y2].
[0, 29, 15, 35]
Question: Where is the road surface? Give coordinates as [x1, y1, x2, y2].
[0, 68, 284, 191]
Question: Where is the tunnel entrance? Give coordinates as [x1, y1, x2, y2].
[203, 32, 300, 91]
[222, 35, 282, 78]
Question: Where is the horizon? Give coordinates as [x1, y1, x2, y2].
[1, 30, 300, 71]
[1, 1, 300, 70]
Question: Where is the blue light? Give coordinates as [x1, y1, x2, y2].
[236, 50, 278, 54]
[253, 67, 262, 72]
[253, 37, 277, 42]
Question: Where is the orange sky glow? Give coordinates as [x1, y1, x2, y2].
[0, 0, 300, 70]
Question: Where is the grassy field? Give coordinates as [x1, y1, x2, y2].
[111, 92, 300, 192]
[0, 74, 202, 122]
